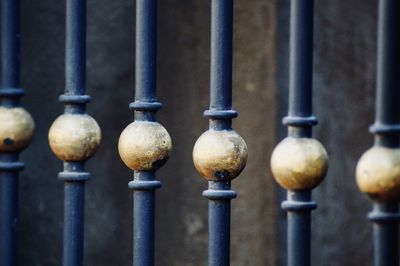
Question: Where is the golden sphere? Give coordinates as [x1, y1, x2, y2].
[0, 107, 34, 152]
[270, 137, 328, 190]
[356, 146, 400, 201]
[193, 129, 248, 181]
[48, 114, 101, 161]
[118, 121, 172, 171]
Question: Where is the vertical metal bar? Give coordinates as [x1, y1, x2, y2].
[369, 203, 399, 266]
[131, 172, 159, 266]
[0, 156, 21, 266]
[271, 1, 328, 266]
[0, 0, 34, 265]
[193, 1, 248, 265]
[284, 191, 315, 266]
[209, 0, 233, 112]
[204, 181, 236, 266]
[356, 1, 400, 266]
[48, 0, 101, 265]
[66, 0, 86, 97]
[61, 163, 88, 266]
[118, 1, 172, 265]
[287, 0, 314, 138]
[135, 0, 157, 101]
[1, 0, 20, 89]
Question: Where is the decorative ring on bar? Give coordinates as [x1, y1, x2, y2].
[129, 101, 162, 111]
[202, 189, 237, 200]
[0, 161, 25, 171]
[271, 137, 329, 190]
[356, 146, 400, 201]
[118, 121, 172, 171]
[0, 106, 35, 152]
[128, 180, 162, 190]
[368, 211, 400, 222]
[369, 123, 400, 135]
[282, 115, 318, 127]
[281, 200, 317, 211]
[193, 129, 248, 181]
[0, 88, 25, 97]
[204, 109, 238, 119]
[48, 114, 101, 161]
[59, 94, 92, 104]
[58, 171, 91, 181]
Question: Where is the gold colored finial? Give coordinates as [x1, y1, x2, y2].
[0, 106, 35, 152]
[356, 146, 400, 201]
[271, 137, 329, 190]
[118, 121, 172, 171]
[48, 114, 101, 161]
[193, 129, 248, 181]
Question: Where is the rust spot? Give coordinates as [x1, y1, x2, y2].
[0, 107, 34, 152]
[3, 138, 13, 145]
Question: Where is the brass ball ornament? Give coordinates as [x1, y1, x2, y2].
[193, 129, 248, 181]
[0, 106, 35, 152]
[48, 114, 101, 161]
[356, 146, 400, 201]
[270, 137, 329, 190]
[118, 121, 172, 171]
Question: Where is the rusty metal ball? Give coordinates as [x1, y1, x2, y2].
[356, 146, 400, 202]
[270, 137, 328, 190]
[0, 106, 34, 152]
[192, 129, 248, 181]
[48, 114, 101, 161]
[118, 121, 172, 171]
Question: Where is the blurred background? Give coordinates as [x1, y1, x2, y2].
[12, 0, 379, 265]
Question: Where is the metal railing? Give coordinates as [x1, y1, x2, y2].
[0, 0, 399, 265]
[271, 1, 328, 265]
[356, 1, 400, 266]
[48, 0, 101, 265]
[118, 0, 172, 265]
[193, 0, 247, 265]
[0, 0, 34, 265]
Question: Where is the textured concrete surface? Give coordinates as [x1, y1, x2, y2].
[6, 0, 382, 265]
[312, 1, 377, 265]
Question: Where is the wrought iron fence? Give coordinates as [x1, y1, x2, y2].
[0, 0, 399, 265]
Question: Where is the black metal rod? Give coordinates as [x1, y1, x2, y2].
[369, 203, 399, 266]
[283, 191, 316, 266]
[368, 1, 400, 265]
[288, 0, 313, 120]
[132, 0, 159, 264]
[63, 0, 87, 264]
[203, 181, 236, 266]
[124, 1, 166, 265]
[0, 156, 20, 266]
[66, 0, 86, 96]
[201, 1, 240, 265]
[284, 0, 316, 139]
[130, 172, 160, 266]
[282, 1, 317, 266]
[210, 0, 233, 111]
[60, 161, 89, 266]
[63, 180, 85, 266]
[0, 0, 28, 265]
[1, 0, 20, 88]
[372, 0, 400, 147]
[135, 0, 157, 101]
